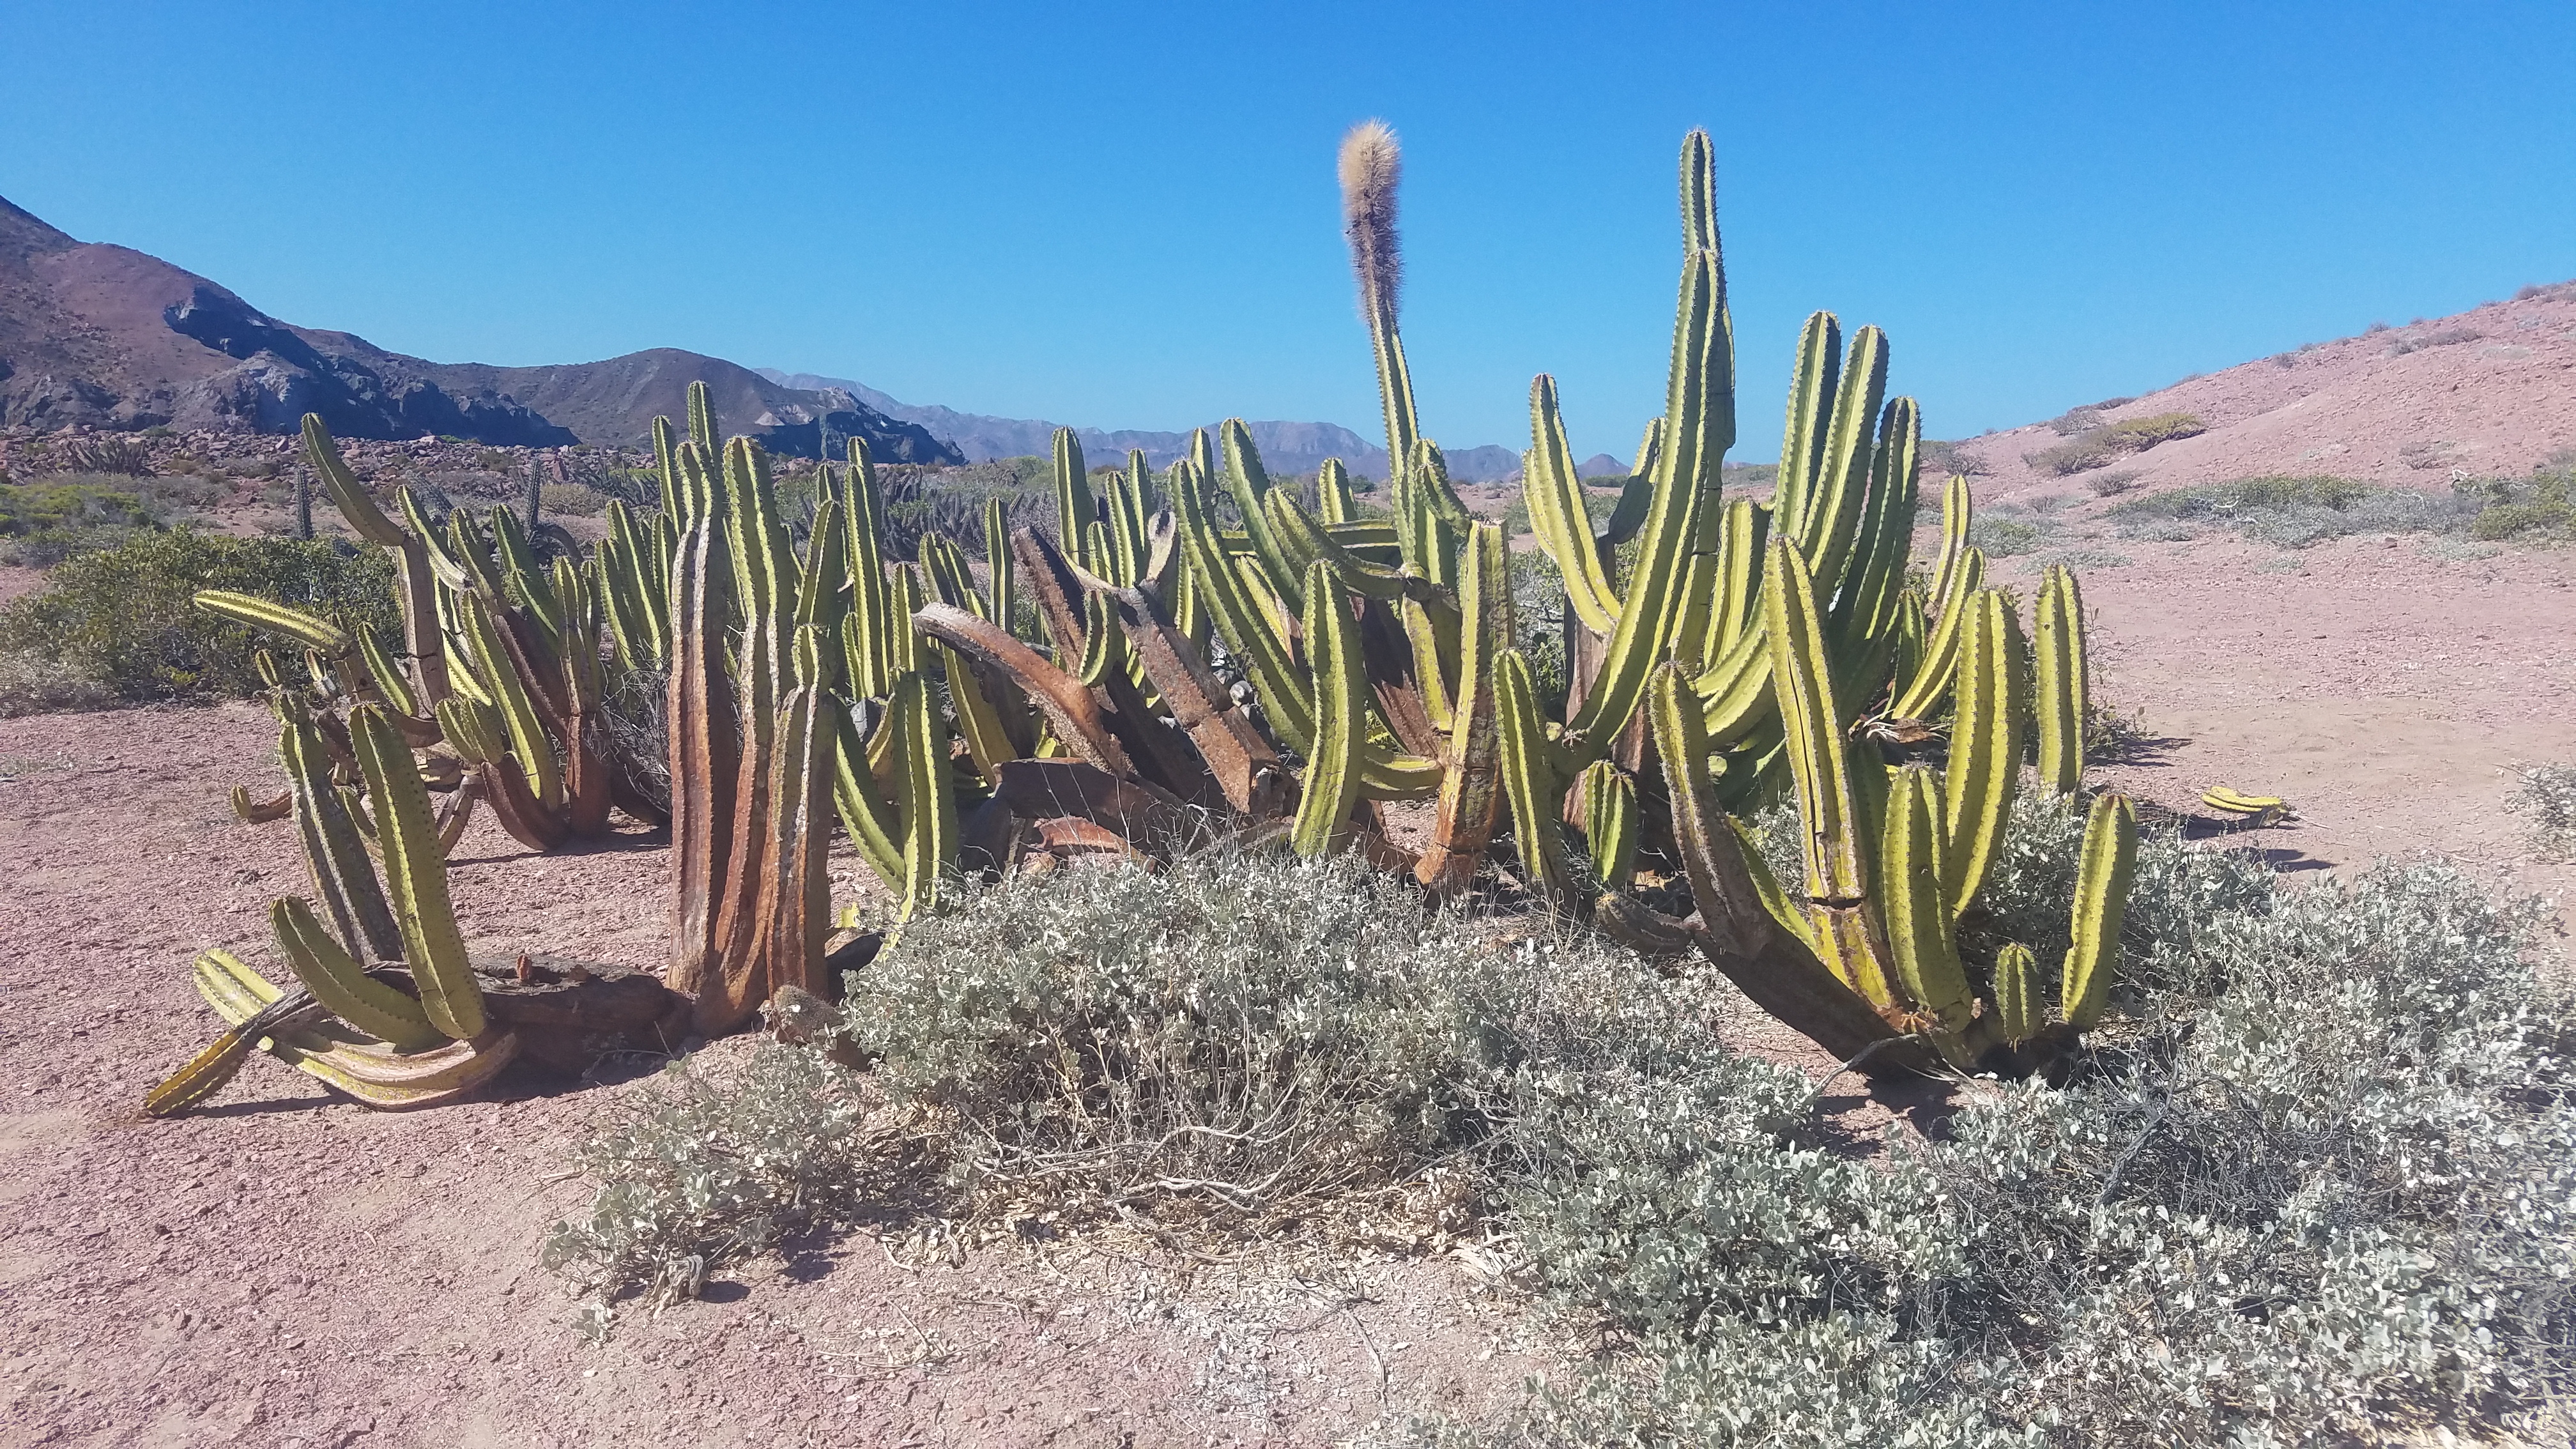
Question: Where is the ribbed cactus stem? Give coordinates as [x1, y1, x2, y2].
[2060, 792, 2138, 1030]
[2034, 565, 2090, 795]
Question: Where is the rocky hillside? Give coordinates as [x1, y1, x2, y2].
[763, 369, 1533, 481]
[1952, 280, 2576, 503]
[0, 195, 959, 462]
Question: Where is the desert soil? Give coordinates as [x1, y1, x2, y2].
[11, 527, 2570, 1447]
[8, 480, 2576, 1441]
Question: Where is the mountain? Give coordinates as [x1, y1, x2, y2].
[1950, 279, 2576, 501]
[761, 369, 1528, 482]
[0, 194, 960, 461]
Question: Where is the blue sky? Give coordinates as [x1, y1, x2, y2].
[5, 3, 2570, 460]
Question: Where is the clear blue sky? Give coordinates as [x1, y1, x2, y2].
[6, 3, 2570, 461]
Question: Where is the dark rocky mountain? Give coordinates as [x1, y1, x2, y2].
[763, 369, 1528, 482]
[0, 195, 959, 462]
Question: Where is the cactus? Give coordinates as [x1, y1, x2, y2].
[2034, 564, 2090, 794]
[146, 703, 528, 1115]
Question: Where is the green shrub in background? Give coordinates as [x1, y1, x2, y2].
[536, 482, 608, 516]
[0, 530, 397, 708]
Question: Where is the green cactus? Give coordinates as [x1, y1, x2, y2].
[2034, 564, 2090, 795]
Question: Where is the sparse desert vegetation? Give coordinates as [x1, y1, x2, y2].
[4, 109, 2574, 1449]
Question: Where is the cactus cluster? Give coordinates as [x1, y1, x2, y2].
[171, 123, 2137, 1098]
[147, 704, 521, 1114]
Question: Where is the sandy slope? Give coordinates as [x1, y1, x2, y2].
[1957, 280, 2576, 503]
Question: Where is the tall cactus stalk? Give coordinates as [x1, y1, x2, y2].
[2034, 564, 2090, 795]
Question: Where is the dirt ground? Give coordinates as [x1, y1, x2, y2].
[6, 519, 2575, 1446]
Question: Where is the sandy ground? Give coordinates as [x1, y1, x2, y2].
[6, 516, 2576, 1445]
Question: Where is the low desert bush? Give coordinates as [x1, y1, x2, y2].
[539, 1043, 876, 1327]
[0, 472, 226, 564]
[2385, 326, 2483, 356]
[2027, 412, 2206, 476]
[0, 530, 397, 706]
[1917, 438, 1986, 478]
[1425, 849, 2574, 1446]
[838, 853, 1534, 1223]
[2108, 473, 2461, 548]
[551, 815, 2575, 1443]
[2506, 762, 2576, 859]
[1966, 513, 2046, 557]
[537, 482, 608, 516]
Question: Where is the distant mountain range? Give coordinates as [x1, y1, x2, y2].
[0, 195, 958, 462]
[757, 370, 1553, 482]
[0, 188, 1623, 482]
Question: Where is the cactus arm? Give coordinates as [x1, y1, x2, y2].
[1289, 562, 1367, 857]
[1494, 648, 1574, 908]
[355, 622, 420, 718]
[1767, 539, 1866, 904]
[1772, 311, 1842, 537]
[1413, 522, 1507, 895]
[1926, 473, 1973, 619]
[1591, 418, 1664, 549]
[686, 379, 719, 457]
[1941, 594, 2027, 916]
[1765, 538, 1897, 1008]
[1172, 460, 1319, 751]
[348, 706, 485, 1040]
[1073, 589, 1124, 688]
[1013, 525, 1096, 668]
[939, 639, 1022, 786]
[1644, 661, 1899, 1062]
[1993, 942, 2042, 1046]
[282, 713, 404, 963]
[1887, 554, 1989, 721]
[270, 897, 446, 1051]
[487, 506, 564, 646]
[1706, 496, 1769, 659]
[1219, 420, 1304, 606]
[1265, 487, 1418, 602]
[2034, 565, 2090, 795]
[830, 703, 907, 889]
[1580, 760, 1640, 894]
[913, 602, 1135, 776]
[1050, 428, 1097, 571]
[891, 669, 958, 923]
[1521, 374, 1624, 636]
[1830, 397, 1921, 643]
[2060, 792, 2138, 1030]
[983, 496, 1017, 636]
[1103, 584, 1288, 818]
[455, 592, 565, 815]
[760, 629, 841, 1002]
[1565, 245, 1728, 744]
[667, 517, 740, 995]
[839, 440, 896, 698]
[1106, 450, 1153, 586]
[436, 696, 569, 852]
[193, 591, 353, 659]
[1878, 765, 1977, 1045]
[231, 786, 292, 824]
[1395, 592, 1460, 737]
[144, 987, 328, 1117]
[1318, 457, 1357, 525]
[1690, 622, 1779, 749]
[1797, 325, 1890, 592]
